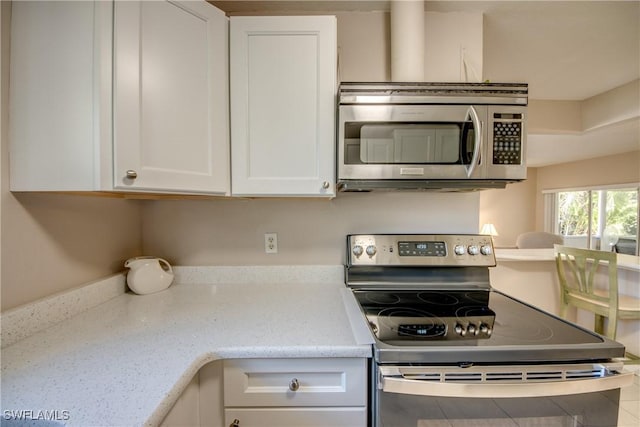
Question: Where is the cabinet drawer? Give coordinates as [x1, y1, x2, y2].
[225, 407, 367, 427]
[223, 358, 367, 407]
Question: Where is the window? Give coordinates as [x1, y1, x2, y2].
[544, 185, 639, 255]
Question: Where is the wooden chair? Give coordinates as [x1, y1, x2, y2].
[554, 244, 640, 342]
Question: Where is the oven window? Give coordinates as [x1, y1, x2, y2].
[344, 122, 476, 165]
[379, 388, 622, 427]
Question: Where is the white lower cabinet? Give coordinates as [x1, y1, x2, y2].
[223, 358, 367, 427]
[224, 408, 367, 427]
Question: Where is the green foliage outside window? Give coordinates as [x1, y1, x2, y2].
[606, 190, 638, 236]
[558, 191, 592, 236]
[556, 188, 638, 254]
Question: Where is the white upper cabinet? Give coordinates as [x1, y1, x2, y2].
[230, 16, 337, 197]
[9, 0, 229, 195]
[113, 1, 228, 194]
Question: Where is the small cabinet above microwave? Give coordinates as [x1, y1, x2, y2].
[337, 83, 528, 192]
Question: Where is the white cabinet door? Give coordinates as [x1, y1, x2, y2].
[225, 408, 367, 427]
[224, 358, 366, 408]
[9, 1, 113, 191]
[230, 16, 337, 197]
[223, 358, 367, 427]
[9, 0, 228, 195]
[114, 1, 229, 194]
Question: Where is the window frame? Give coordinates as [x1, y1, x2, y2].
[543, 183, 640, 256]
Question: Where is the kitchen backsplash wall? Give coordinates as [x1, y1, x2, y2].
[142, 192, 480, 266]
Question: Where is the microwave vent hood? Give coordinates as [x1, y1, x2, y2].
[338, 82, 528, 105]
[337, 180, 510, 192]
[336, 82, 528, 193]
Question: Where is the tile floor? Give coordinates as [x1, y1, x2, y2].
[618, 363, 640, 427]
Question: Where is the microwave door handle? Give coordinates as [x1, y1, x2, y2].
[381, 371, 634, 399]
[465, 106, 482, 178]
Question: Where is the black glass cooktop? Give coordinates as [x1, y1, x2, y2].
[354, 289, 603, 346]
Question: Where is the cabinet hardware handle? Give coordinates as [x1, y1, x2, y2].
[125, 170, 138, 179]
[229, 419, 240, 427]
[322, 181, 330, 189]
[289, 378, 300, 391]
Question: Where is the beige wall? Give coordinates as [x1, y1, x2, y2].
[536, 150, 640, 191]
[479, 169, 538, 248]
[142, 193, 480, 266]
[0, 2, 143, 311]
[534, 150, 640, 230]
[336, 11, 389, 82]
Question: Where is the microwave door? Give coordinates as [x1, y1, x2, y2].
[339, 104, 486, 181]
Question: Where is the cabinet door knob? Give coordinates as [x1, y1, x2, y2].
[289, 378, 300, 391]
[322, 181, 330, 189]
[229, 419, 240, 427]
[125, 170, 138, 179]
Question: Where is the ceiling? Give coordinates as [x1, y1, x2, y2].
[210, 1, 640, 167]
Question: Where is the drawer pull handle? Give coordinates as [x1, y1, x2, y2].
[229, 419, 240, 427]
[125, 170, 138, 179]
[289, 378, 300, 391]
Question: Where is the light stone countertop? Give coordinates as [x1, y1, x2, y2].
[495, 248, 557, 261]
[496, 248, 640, 271]
[0, 270, 372, 427]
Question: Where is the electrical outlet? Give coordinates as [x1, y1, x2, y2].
[264, 233, 278, 254]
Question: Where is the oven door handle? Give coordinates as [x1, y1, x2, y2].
[464, 105, 482, 178]
[381, 371, 634, 399]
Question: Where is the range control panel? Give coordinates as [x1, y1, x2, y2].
[348, 234, 496, 267]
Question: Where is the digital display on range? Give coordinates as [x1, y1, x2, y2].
[398, 241, 446, 257]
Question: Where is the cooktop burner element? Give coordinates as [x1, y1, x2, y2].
[354, 289, 495, 341]
[416, 292, 459, 305]
[345, 234, 626, 364]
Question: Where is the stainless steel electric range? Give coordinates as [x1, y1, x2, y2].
[345, 234, 633, 427]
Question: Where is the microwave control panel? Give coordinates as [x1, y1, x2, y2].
[492, 112, 523, 165]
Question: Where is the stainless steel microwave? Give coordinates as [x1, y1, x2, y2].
[337, 82, 528, 191]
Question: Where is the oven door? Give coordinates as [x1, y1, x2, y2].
[375, 363, 634, 427]
[338, 104, 486, 181]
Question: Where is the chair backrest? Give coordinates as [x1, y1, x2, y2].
[516, 231, 564, 249]
[554, 244, 619, 318]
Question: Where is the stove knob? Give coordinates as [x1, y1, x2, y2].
[480, 323, 492, 336]
[369, 321, 379, 335]
[454, 324, 466, 336]
[454, 245, 466, 255]
[467, 324, 478, 336]
[467, 245, 479, 256]
[366, 245, 377, 257]
[352, 245, 364, 257]
[480, 245, 493, 256]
